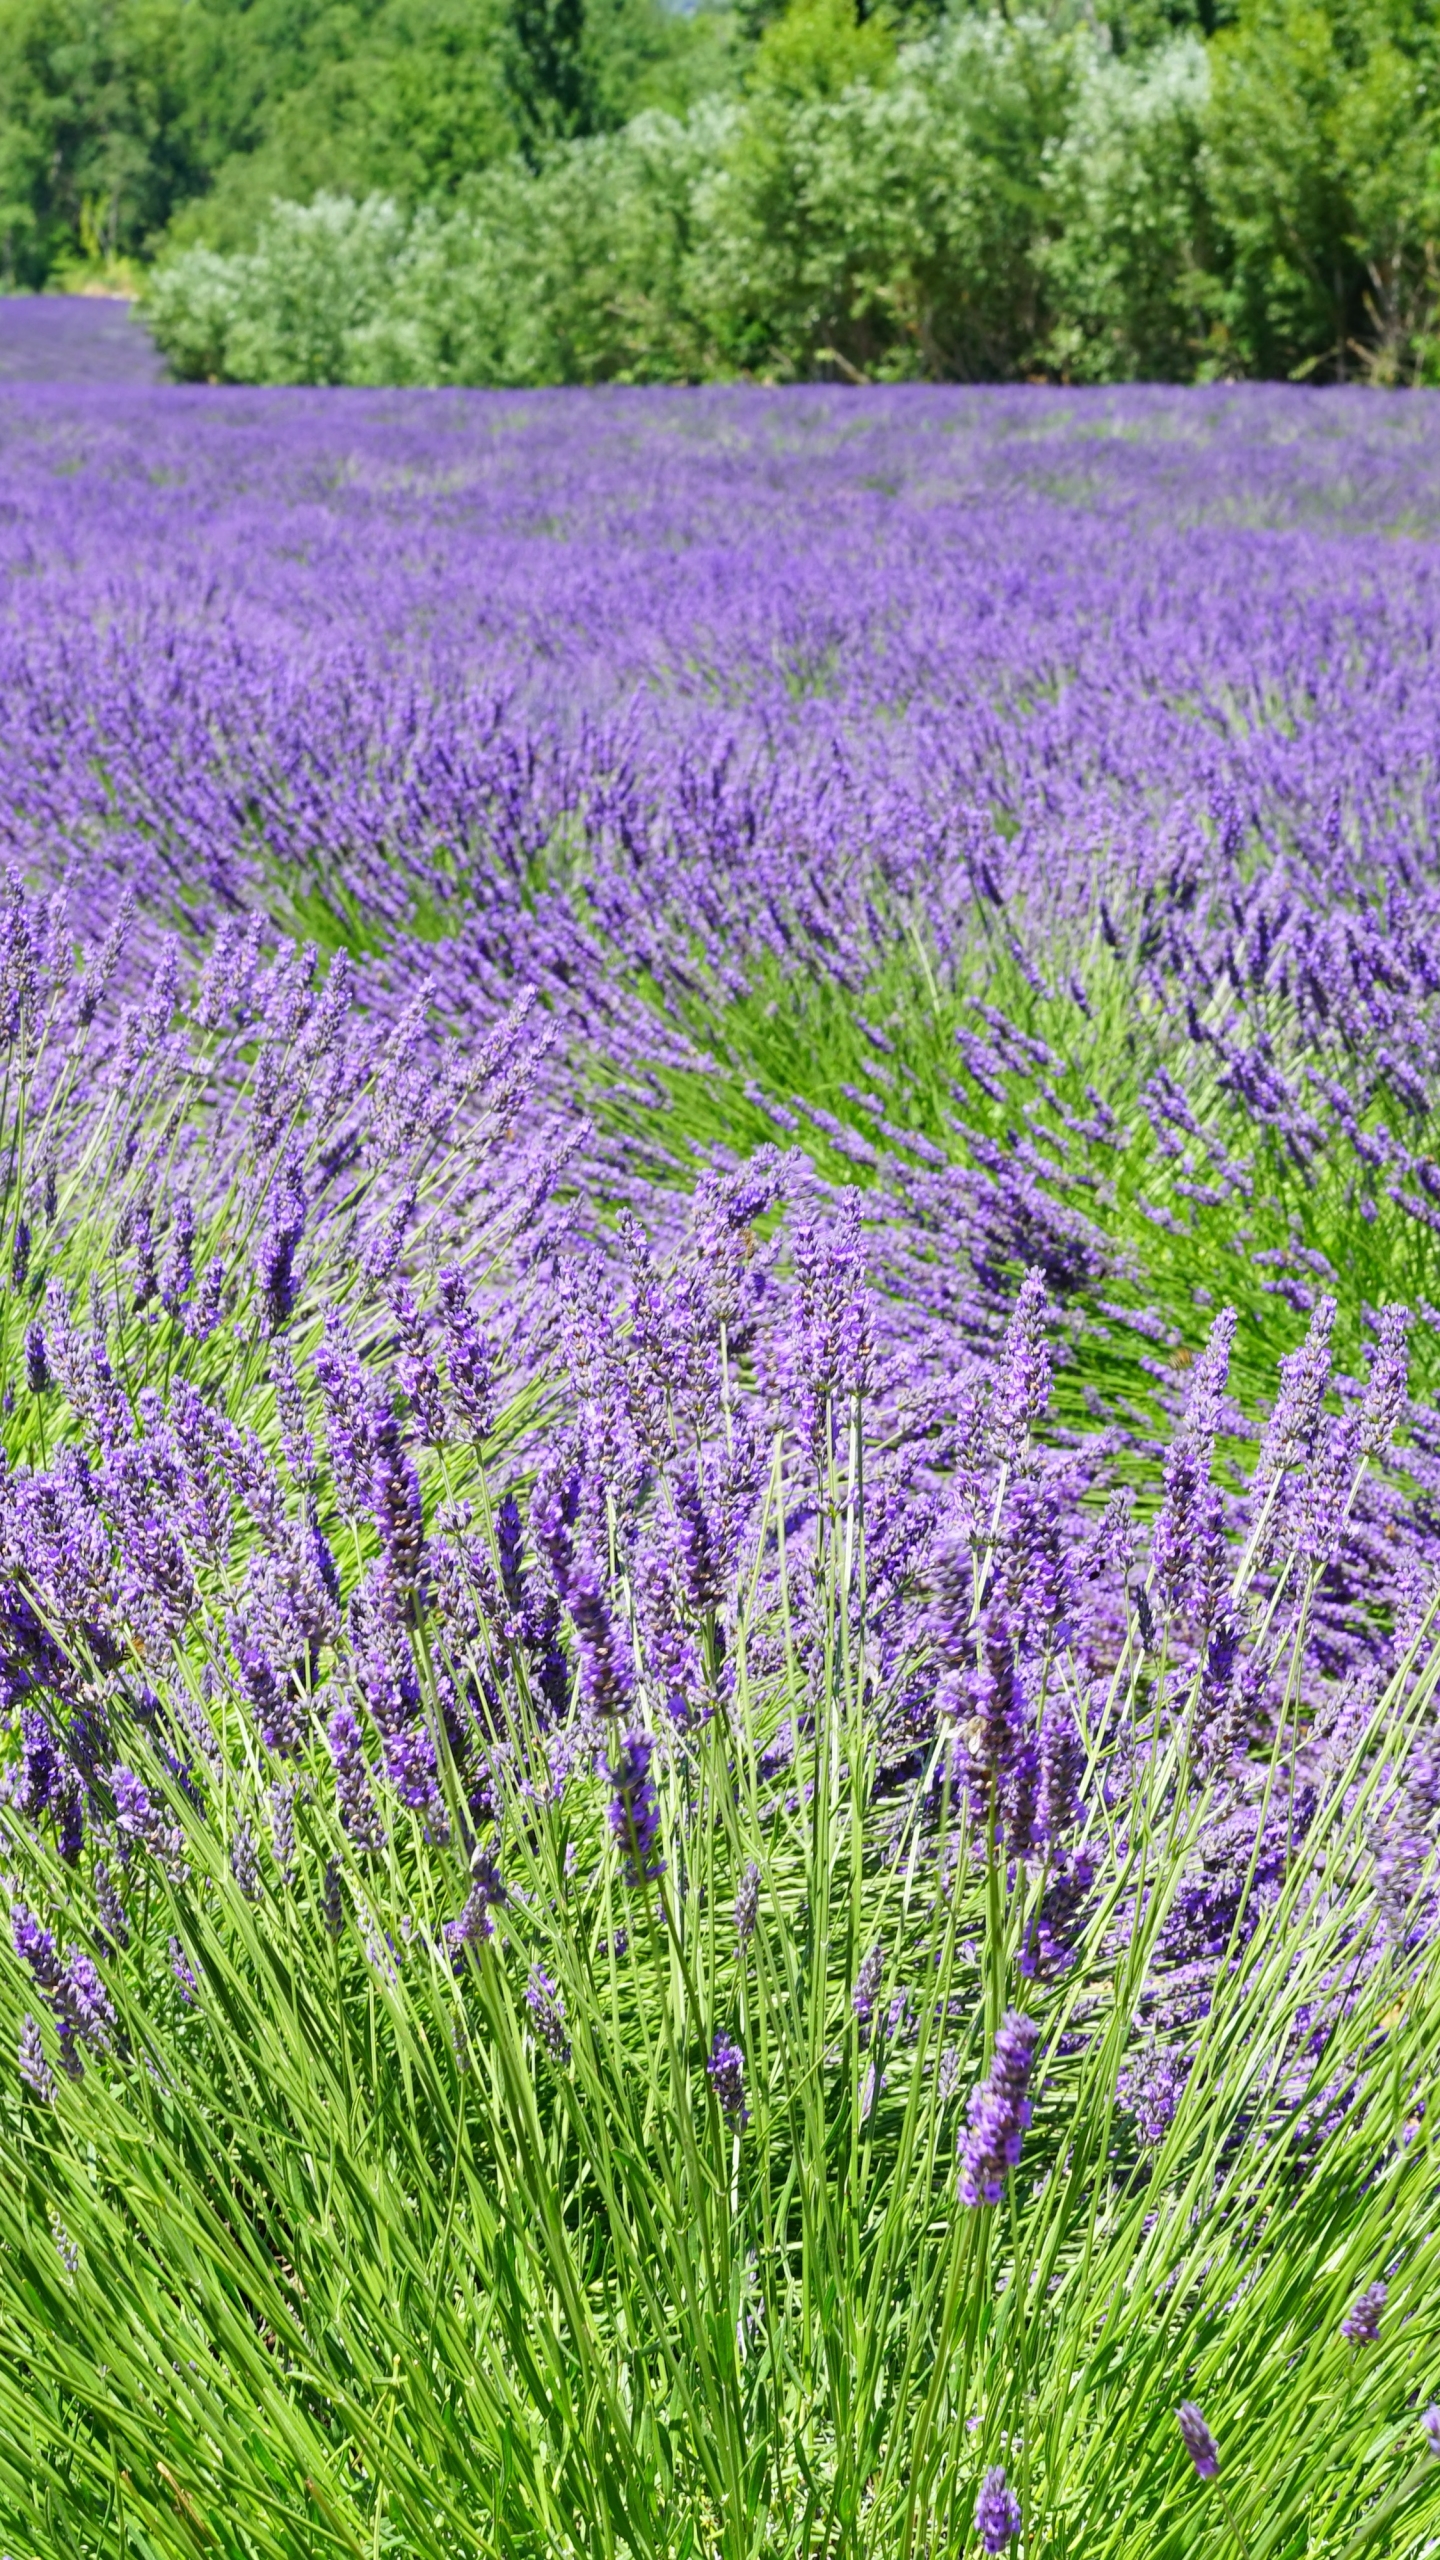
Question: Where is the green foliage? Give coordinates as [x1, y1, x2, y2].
[694, 13, 1074, 378]
[0, 0, 198, 284]
[747, 0, 897, 105]
[1204, 0, 1440, 381]
[164, 0, 519, 255]
[1040, 35, 1217, 381]
[0, 0, 736, 274]
[141, 0, 1440, 384]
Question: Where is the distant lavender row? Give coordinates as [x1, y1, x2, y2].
[1, 388, 1438, 1399]
[0, 387, 1432, 1627]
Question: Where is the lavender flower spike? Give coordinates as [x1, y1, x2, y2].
[959, 2010, 1039, 2206]
[853, 1940, 884, 2028]
[526, 1967, 571, 2064]
[707, 2031, 748, 2123]
[990, 1269, 1051, 1469]
[1425, 2406, 1440, 2460]
[1177, 2402, 1219, 2479]
[1340, 2281, 1385, 2345]
[608, 1728, 663, 1886]
[18, 2014, 55, 2103]
[974, 2466, 1022, 2552]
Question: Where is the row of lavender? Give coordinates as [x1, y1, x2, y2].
[0, 896, 1434, 2555]
[0, 385, 1437, 2555]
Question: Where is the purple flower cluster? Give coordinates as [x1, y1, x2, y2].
[1177, 2402, 1219, 2479]
[1340, 2281, 1385, 2346]
[607, 1730, 663, 1887]
[974, 2466, 1022, 2552]
[959, 2012, 1039, 2207]
[706, 2032, 748, 2124]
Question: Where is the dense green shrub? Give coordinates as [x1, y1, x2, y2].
[1039, 37, 1215, 382]
[1205, 0, 1440, 383]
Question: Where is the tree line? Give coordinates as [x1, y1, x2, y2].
[4, 0, 1436, 383]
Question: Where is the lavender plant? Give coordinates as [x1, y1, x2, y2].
[0, 883, 1434, 2559]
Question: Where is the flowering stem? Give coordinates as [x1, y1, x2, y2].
[1215, 2479, 1255, 2560]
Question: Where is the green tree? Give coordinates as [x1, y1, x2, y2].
[0, 0, 197, 281]
[1204, 0, 1440, 378]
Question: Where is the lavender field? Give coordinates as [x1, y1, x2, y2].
[2, 375, 1440, 2560]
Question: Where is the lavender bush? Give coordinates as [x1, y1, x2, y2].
[0, 382, 1436, 2557]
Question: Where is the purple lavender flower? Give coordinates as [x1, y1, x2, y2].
[111, 1766, 155, 1841]
[1359, 1304, 1409, 1456]
[853, 1940, 884, 2030]
[229, 1619, 309, 1759]
[1035, 1703, 1084, 1847]
[170, 1936, 199, 2002]
[51, 2208, 79, 2278]
[24, 1320, 48, 1394]
[18, 1707, 61, 1819]
[1000, 1472, 1074, 1655]
[567, 1543, 634, 1724]
[368, 1394, 425, 1590]
[128, 1199, 155, 1308]
[790, 1196, 873, 1461]
[94, 1860, 128, 1954]
[315, 1314, 375, 1515]
[527, 1965, 571, 2063]
[1148, 1309, 1236, 1623]
[707, 2031, 748, 2123]
[959, 2011, 1039, 2206]
[269, 1778, 298, 1885]
[735, 1861, 761, 1943]
[63, 1948, 115, 2051]
[381, 1719, 441, 1814]
[494, 1491, 526, 1608]
[13, 1905, 66, 2000]
[321, 1857, 345, 1939]
[270, 1338, 315, 1488]
[964, 1614, 1026, 1784]
[1340, 2281, 1385, 2345]
[390, 1282, 447, 1445]
[57, 1783, 85, 1866]
[1255, 1296, 1337, 1486]
[608, 1727, 663, 1886]
[18, 2014, 55, 2103]
[183, 1258, 226, 1344]
[1296, 1413, 1361, 1574]
[974, 2466, 1021, 2552]
[673, 1466, 723, 1616]
[990, 1268, 1051, 1468]
[531, 1443, 582, 1598]
[447, 1852, 504, 1956]
[436, 1267, 492, 1440]
[1425, 2406, 1440, 2460]
[1117, 2043, 1191, 2145]
[1178, 2402, 1219, 2479]
[327, 1700, 386, 1852]
[230, 1821, 263, 1900]
[159, 1194, 195, 1315]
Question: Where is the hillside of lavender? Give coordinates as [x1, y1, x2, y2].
[1, 375, 1440, 2560]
